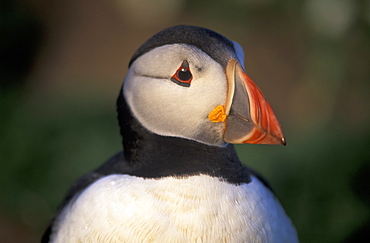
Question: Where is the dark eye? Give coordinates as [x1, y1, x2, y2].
[171, 60, 193, 87]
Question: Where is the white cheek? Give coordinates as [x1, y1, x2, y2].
[126, 74, 203, 136]
[123, 45, 228, 145]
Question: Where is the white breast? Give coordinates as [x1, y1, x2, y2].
[51, 175, 298, 243]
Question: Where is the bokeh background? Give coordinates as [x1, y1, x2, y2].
[1, 0, 369, 242]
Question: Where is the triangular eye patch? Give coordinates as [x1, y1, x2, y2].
[171, 60, 193, 87]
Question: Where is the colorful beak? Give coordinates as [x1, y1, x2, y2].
[218, 59, 286, 145]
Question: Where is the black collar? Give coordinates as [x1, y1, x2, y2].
[117, 89, 251, 184]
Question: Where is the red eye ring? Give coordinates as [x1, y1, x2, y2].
[171, 60, 192, 87]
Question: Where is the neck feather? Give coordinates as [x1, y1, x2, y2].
[117, 89, 250, 184]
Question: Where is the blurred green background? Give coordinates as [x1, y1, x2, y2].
[1, 0, 369, 242]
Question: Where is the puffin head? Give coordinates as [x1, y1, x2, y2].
[120, 25, 285, 147]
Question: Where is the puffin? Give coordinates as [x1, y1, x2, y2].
[42, 25, 299, 243]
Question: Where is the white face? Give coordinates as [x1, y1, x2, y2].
[123, 44, 228, 145]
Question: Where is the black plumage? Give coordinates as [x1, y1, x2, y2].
[129, 25, 236, 68]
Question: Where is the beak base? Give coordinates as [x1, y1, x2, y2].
[223, 59, 286, 145]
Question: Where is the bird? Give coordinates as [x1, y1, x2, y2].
[42, 25, 299, 243]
